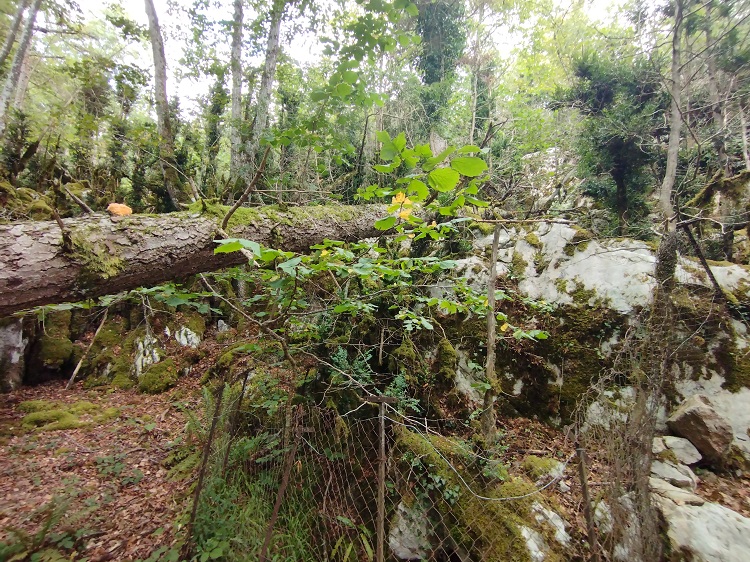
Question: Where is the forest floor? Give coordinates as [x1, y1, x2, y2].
[2, 371, 750, 561]
[0, 378, 201, 561]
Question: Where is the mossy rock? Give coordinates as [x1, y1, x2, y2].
[27, 311, 74, 379]
[522, 455, 561, 480]
[139, 359, 179, 394]
[435, 339, 458, 383]
[19, 399, 120, 431]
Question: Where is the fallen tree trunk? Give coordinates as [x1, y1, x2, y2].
[0, 204, 385, 317]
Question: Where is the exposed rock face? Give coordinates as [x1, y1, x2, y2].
[667, 395, 734, 465]
[0, 318, 27, 391]
[654, 488, 750, 562]
[388, 501, 431, 560]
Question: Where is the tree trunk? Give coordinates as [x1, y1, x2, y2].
[12, 42, 33, 110]
[0, 0, 41, 136]
[705, 1, 729, 175]
[613, 170, 628, 236]
[741, 102, 750, 171]
[144, 0, 184, 210]
[229, 0, 245, 180]
[0, 204, 386, 317]
[0, 0, 29, 71]
[247, 0, 285, 168]
[658, 0, 683, 227]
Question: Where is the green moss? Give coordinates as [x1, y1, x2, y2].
[569, 280, 599, 306]
[524, 232, 542, 249]
[390, 338, 419, 377]
[19, 399, 118, 431]
[34, 311, 74, 370]
[533, 251, 550, 274]
[19, 400, 61, 413]
[394, 426, 545, 562]
[111, 372, 136, 390]
[28, 200, 53, 220]
[70, 228, 124, 282]
[472, 221, 496, 236]
[509, 251, 528, 280]
[178, 311, 206, 338]
[139, 359, 179, 394]
[22, 410, 83, 431]
[657, 449, 680, 465]
[563, 227, 593, 256]
[435, 339, 458, 383]
[522, 455, 560, 480]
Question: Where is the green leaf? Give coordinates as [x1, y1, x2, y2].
[457, 145, 482, 154]
[310, 90, 328, 102]
[428, 168, 460, 192]
[375, 216, 397, 230]
[405, 3, 419, 16]
[342, 70, 358, 84]
[392, 132, 407, 152]
[465, 196, 489, 207]
[213, 240, 243, 254]
[335, 82, 353, 97]
[423, 146, 455, 171]
[407, 179, 429, 201]
[450, 156, 488, 177]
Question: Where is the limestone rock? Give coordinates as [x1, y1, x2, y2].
[662, 436, 702, 465]
[655, 494, 750, 562]
[133, 334, 160, 378]
[520, 525, 548, 562]
[649, 477, 704, 507]
[175, 326, 201, 348]
[650, 460, 699, 490]
[531, 502, 571, 546]
[0, 318, 27, 391]
[667, 395, 734, 464]
[388, 502, 431, 560]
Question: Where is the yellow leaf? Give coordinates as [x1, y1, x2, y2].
[320, 249, 329, 257]
[399, 208, 412, 219]
[408, 233, 415, 238]
[392, 191, 406, 204]
[403, 197, 412, 206]
[430, 220, 437, 227]
[500, 323, 509, 332]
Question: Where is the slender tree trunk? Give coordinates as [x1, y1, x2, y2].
[247, 0, 285, 168]
[614, 171, 628, 236]
[230, 0, 245, 180]
[658, 0, 683, 228]
[12, 43, 33, 110]
[0, 0, 29, 71]
[740, 102, 750, 171]
[0, 0, 41, 136]
[468, 4, 483, 144]
[705, 2, 729, 175]
[144, 0, 184, 210]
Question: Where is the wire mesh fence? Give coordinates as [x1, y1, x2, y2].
[188, 383, 579, 562]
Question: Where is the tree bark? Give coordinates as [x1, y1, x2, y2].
[658, 0, 683, 227]
[0, 204, 386, 317]
[247, 0, 285, 168]
[705, 1, 729, 175]
[144, 0, 184, 210]
[0, 0, 29, 71]
[229, 0, 245, 180]
[0, 0, 41, 136]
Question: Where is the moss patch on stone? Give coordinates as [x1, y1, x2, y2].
[522, 455, 560, 480]
[435, 339, 458, 383]
[524, 232, 542, 249]
[139, 358, 179, 394]
[509, 251, 528, 280]
[394, 426, 554, 562]
[19, 399, 120, 431]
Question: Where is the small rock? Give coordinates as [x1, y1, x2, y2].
[650, 460, 699, 490]
[649, 477, 704, 506]
[531, 502, 570, 546]
[175, 326, 200, 348]
[662, 436, 702, 465]
[667, 394, 733, 465]
[652, 437, 666, 456]
[217, 319, 230, 332]
[558, 480, 571, 493]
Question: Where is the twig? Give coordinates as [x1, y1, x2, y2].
[53, 209, 72, 252]
[63, 186, 93, 213]
[66, 309, 108, 389]
[221, 145, 271, 231]
[199, 274, 295, 368]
